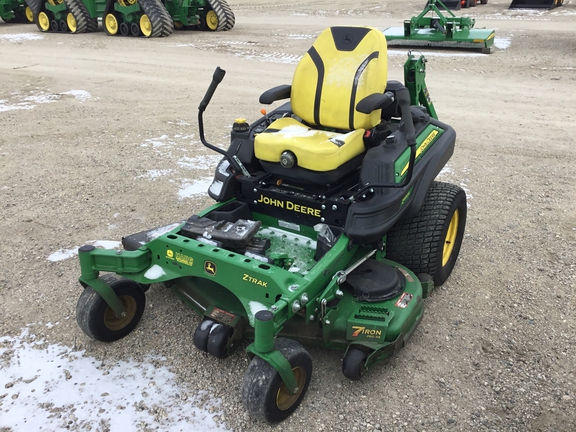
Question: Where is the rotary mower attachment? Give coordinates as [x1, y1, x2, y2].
[75, 26, 467, 423]
[384, 0, 495, 53]
[509, 0, 563, 8]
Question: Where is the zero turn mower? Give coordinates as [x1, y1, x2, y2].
[386, 0, 495, 53]
[75, 26, 467, 422]
[0, 0, 34, 22]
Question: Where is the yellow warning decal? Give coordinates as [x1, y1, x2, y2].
[166, 249, 194, 266]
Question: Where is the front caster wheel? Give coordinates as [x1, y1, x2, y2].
[342, 347, 368, 381]
[207, 323, 234, 359]
[242, 338, 312, 423]
[76, 274, 145, 342]
[193, 318, 215, 352]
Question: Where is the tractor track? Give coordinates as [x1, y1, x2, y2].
[64, 0, 98, 33]
[208, 0, 234, 31]
[139, 0, 173, 37]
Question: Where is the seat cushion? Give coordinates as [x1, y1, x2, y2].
[254, 117, 366, 172]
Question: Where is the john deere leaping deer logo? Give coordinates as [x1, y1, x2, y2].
[204, 261, 217, 276]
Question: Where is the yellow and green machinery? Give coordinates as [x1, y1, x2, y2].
[74, 26, 467, 422]
[384, 0, 495, 53]
[509, 0, 563, 8]
[0, 0, 34, 23]
[24, 0, 234, 36]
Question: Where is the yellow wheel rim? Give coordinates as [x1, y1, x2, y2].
[38, 11, 50, 31]
[276, 366, 306, 411]
[174, 21, 183, 29]
[67, 13, 77, 33]
[105, 13, 118, 35]
[442, 209, 459, 267]
[25, 6, 34, 23]
[47, 0, 63, 5]
[118, 0, 137, 6]
[104, 295, 137, 331]
[140, 14, 152, 37]
[206, 10, 218, 31]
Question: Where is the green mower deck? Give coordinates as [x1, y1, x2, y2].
[75, 26, 467, 423]
[384, 0, 495, 53]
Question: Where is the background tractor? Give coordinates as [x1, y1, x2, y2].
[24, 0, 234, 36]
[1, 0, 34, 23]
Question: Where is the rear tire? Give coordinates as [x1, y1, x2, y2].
[386, 182, 467, 286]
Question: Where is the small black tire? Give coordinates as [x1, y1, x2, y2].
[242, 338, 312, 423]
[386, 181, 467, 286]
[207, 323, 234, 359]
[76, 274, 145, 342]
[193, 318, 215, 352]
[342, 348, 368, 381]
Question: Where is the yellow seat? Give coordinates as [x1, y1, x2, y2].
[255, 26, 388, 179]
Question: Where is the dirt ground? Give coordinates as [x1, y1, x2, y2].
[1, 0, 575, 430]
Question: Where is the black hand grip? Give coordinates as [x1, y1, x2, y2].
[199, 67, 226, 112]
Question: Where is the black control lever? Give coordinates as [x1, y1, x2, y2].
[198, 67, 250, 177]
[199, 67, 226, 113]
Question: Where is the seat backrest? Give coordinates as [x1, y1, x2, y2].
[291, 26, 388, 131]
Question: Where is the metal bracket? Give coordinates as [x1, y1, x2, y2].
[334, 249, 377, 285]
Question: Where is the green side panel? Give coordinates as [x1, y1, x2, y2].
[384, 26, 495, 49]
[394, 124, 444, 182]
[82, 0, 106, 18]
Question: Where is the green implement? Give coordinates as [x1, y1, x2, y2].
[509, 0, 563, 8]
[384, 0, 495, 54]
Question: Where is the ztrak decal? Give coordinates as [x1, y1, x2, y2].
[242, 273, 268, 287]
[257, 195, 321, 217]
[166, 249, 194, 266]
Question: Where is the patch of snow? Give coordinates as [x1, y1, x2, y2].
[146, 222, 182, 241]
[0, 329, 229, 431]
[244, 251, 269, 263]
[258, 227, 317, 250]
[138, 169, 173, 180]
[60, 90, 91, 102]
[0, 33, 43, 43]
[494, 37, 512, 50]
[47, 240, 122, 262]
[178, 177, 214, 199]
[0, 100, 35, 112]
[144, 264, 166, 280]
[247, 301, 269, 327]
[209, 179, 223, 196]
[177, 155, 221, 170]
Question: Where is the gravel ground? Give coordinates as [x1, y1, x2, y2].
[1, 0, 575, 431]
